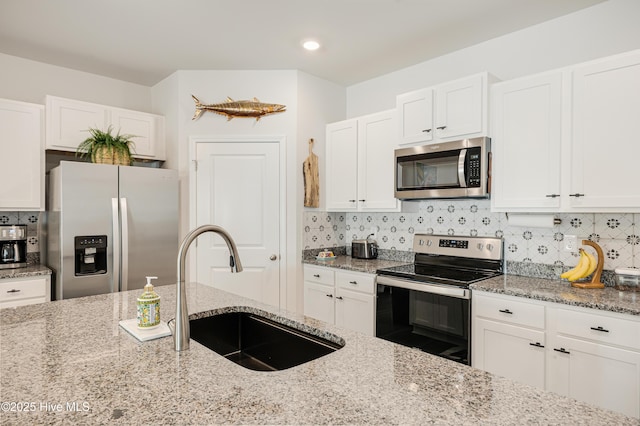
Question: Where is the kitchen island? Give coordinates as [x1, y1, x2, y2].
[0, 283, 636, 425]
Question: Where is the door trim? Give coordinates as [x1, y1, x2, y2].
[189, 135, 287, 307]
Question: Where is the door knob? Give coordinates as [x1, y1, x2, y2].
[270, 254, 278, 261]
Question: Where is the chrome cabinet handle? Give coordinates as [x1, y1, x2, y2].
[349, 281, 358, 285]
[6, 288, 21, 293]
[313, 274, 320, 278]
[436, 126, 447, 130]
[348, 199, 356, 203]
[335, 296, 344, 300]
[569, 193, 585, 197]
[498, 309, 513, 314]
[554, 347, 570, 354]
[529, 342, 544, 348]
[590, 326, 609, 333]
[326, 294, 333, 298]
[546, 194, 560, 198]
[422, 129, 432, 133]
[358, 199, 366, 202]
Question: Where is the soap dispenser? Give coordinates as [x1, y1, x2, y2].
[137, 276, 160, 329]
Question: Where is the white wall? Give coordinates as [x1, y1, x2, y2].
[347, 0, 640, 117]
[295, 71, 345, 311]
[0, 53, 151, 111]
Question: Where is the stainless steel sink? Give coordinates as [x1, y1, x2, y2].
[188, 310, 344, 371]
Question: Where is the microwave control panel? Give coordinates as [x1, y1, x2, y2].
[466, 147, 481, 187]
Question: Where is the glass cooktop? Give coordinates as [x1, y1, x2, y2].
[376, 263, 501, 287]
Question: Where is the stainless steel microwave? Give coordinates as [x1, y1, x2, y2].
[394, 137, 491, 200]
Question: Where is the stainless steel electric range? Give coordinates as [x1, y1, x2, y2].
[376, 234, 503, 365]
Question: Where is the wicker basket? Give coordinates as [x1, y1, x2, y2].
[92, 146, 131, 166]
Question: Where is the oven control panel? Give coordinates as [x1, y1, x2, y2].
[414, 234, 503, 260]
[439, 239, 469, 249]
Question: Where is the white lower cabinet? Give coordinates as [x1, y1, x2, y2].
[472, 292, 546, 389]
[473, 290, 640, 419]
[0, 275, 51, 308]
[547, 307, 640, 419]
[303, 265, 375, 336]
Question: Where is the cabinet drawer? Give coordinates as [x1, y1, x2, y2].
[0, 277, 47, 302]
[556, 308, 640, 350]
[303, 265, 334, 286]
[336, 271, 375, 294]
[473, 292, 545, 329]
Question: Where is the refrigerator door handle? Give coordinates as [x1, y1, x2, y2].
[120, 197, 129, 292]
[111, 198, 121, 293]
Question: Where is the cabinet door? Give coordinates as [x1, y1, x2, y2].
[548, 335, 640, 418]
[303, 281, 335, 324]
[0, 276, 49, 308]
[46, 96, 109, 151]
[326, 119, 358, 211]
[396, 88, 433, 145]
[473, 318, 546, 389]
[434, 74, 483, 140]
[110, 108, 162, 159]
[335, 287, 375, 336]
[570, 50, 640, 210]
[491, 73, 563, 211]
[357, 110, 399, 211]
[0, 99, 44, 210]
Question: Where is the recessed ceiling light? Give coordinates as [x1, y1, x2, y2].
[302, 40, 320, 51]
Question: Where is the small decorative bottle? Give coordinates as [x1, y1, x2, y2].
[137, 276, 160, 329]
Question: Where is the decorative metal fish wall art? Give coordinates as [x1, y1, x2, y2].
[191, 95, 286, 121]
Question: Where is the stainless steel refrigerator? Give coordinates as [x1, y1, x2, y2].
[47, 161, 179, 300]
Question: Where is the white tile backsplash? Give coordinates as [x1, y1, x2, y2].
[0, 211, 41, 256]
[303, 200, 638, 270]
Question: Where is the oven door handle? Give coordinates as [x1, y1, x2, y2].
[458, 148, 468, 188]
[376, 275, 470, 300]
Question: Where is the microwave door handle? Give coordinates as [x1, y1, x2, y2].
[458, 149, 467, 188]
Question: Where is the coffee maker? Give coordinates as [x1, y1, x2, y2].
[0, 225, 27, 269]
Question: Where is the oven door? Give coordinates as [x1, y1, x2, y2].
[376, 275, 470, 364]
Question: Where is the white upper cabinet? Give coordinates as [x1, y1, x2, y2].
[357, 110, 399, 211]
[491, 72, 563, 211]
[46, 96, 166, 160]
[396, 88, 434, 144]
[491, 49, 640, 212]
[568, 50, 640, 211]
[326, 110, 399, 212]
[0, 98, 44, 211]
[45, 96, 108, 151]
[434, 74, 485, 140]
[110, 107, 165, 159]
[326, 118, 359, 211]
[397, 73, 492, 146]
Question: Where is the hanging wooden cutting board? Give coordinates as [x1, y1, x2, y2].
[303, 138, 319, 207]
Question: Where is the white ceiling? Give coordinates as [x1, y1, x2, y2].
[0, 0, 605, 87]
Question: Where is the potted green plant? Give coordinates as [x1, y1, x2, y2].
[76, 126, 135, 165]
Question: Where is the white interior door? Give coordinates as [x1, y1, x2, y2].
[195, 140, 280, 307]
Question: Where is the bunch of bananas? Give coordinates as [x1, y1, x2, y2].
[561, 248, 598, 282]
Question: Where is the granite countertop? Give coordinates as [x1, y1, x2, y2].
[471, 274, 640, 316]
[303, 256, 409, 274]
[1, 283, 636, 425]
[0, 264, 52, 280]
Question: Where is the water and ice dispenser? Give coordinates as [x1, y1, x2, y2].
[74, 235, 107, 276]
